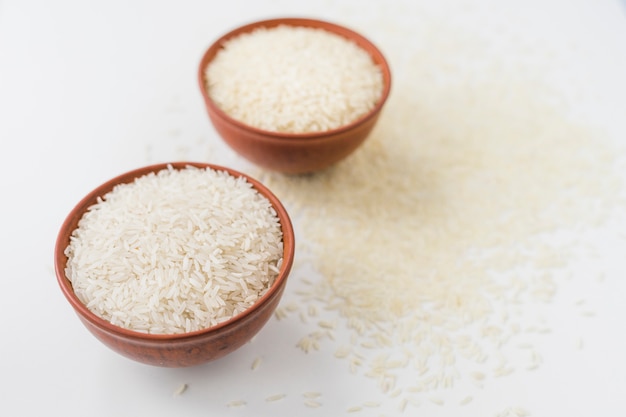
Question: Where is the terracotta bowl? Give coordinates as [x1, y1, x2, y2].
[54, 162, 295, 367]
[198, 17, 392, 174]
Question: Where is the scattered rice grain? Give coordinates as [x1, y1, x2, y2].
[265, 394, 286, 402]
[304, 400, 322, 408]
[459, 396, 473, 405]
[172, 383, 187, 396]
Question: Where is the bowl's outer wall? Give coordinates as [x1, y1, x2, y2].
[207, 110, 382, 174]
[76, 282, 286, 367]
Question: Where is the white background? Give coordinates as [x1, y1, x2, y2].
[1, 1, 626, 416]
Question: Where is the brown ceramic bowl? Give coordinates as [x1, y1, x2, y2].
[198, 17, 392, 174]
[54, 162, 295, 367]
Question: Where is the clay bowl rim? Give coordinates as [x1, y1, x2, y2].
[197, 17, 392, 142]
[54, 161, 296, 342]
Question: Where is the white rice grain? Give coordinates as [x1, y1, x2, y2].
[227, 400, 247, 408]
[265, 394, 286, 402]
[172, 383, 187, 396]
[304, 400, 322, 408]
[459, 396, 473, 405]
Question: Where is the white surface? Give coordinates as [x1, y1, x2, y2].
[1, 1, 626, 416]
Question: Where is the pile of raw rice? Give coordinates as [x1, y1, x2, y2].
[204, 24, 384, 133]
[64, 165, 284, 334]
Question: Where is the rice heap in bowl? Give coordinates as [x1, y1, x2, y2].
[64, 165, 284, 334]
[204, 24, 384, 133]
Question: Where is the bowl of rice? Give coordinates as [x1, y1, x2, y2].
[54, 162, 295, 367]
[198, 17, 392, 174]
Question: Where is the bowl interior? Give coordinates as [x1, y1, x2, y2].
[54, 162, 295, 340]
[197, 17, 392, 139]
